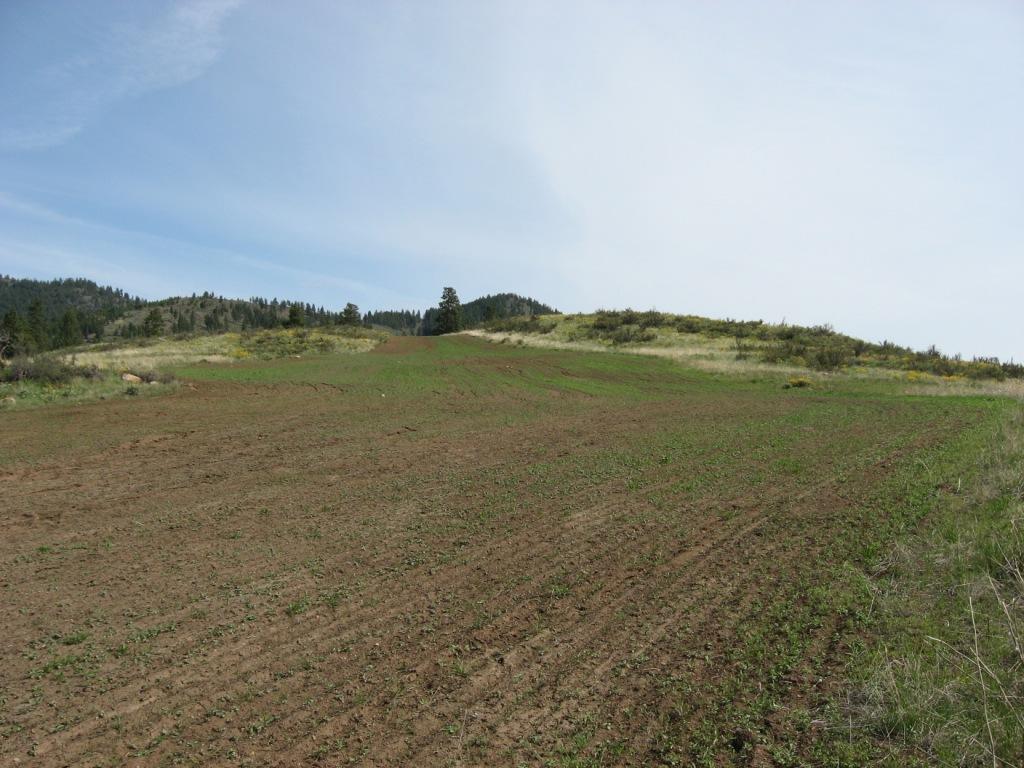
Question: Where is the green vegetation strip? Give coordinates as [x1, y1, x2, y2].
[814, 404, 1024, 766]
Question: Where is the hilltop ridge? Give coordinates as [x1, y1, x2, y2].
[1, 275, 1020, 382]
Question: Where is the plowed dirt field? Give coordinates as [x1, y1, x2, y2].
[0, 336, 1002, 766]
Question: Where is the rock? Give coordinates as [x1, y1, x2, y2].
[121, 373, 142, 383]
[149, 380, 160, 385]
[1, 396, 15, 406]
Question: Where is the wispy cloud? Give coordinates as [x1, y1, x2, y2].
[1, 0, 243, 150]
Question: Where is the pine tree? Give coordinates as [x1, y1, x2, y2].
[56, 308, 83, 348]
[27, 299, 48, 351]
[436, 287, 462, 335]
[341, 302, 360, 326]
[1, 309, 32, 357]
[142, 307, 164, 337]
[286, 304, 305, 327]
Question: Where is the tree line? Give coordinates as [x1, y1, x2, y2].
[0, 277, 370, 358]
[0, 275, 557, 357]
[112, 295, 364, 340]
[365, 290, 555, 335]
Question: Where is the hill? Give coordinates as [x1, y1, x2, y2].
[0, 275, 143, 321]
[106, 294, 353, 339]
[362, 308, 422, 335]
[420, 292, 556, 335]
[360, 293, 556, 335]
[1, 277, 554, 355]
[0, 276, 365, 357]
[4, 275, 1018, 383]
[484, 309, 1024, 381]
[0, 275, 144, 349]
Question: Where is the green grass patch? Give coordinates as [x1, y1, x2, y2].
[811, 406, 1024, 766]
[0, 367, 170, 410]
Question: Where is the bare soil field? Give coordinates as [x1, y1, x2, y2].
[0, 336, 1007, 766]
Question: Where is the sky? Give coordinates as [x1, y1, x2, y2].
[0, 1, 1021, 360]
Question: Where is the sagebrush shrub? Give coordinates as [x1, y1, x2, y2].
[0, 356, 100, 384]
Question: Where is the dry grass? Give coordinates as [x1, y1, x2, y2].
[63, 335, 240, 370]
[906, 377, 1024, 401]
[60, 329, 384, 373]
[469, 329, 1021, 397]
[467, 328, 803, 374]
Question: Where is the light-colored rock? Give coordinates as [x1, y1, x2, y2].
[1, 396, 15, 405]
[149, 380, 160, 385]
[121, 373, 142, 383]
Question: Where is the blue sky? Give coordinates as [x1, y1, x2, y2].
[0, 1, 1021, 360]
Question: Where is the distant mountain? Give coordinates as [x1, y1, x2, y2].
[421, 293, 556, 335]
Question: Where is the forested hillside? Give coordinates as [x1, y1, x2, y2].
[0, 275, 144, 318]
[0, 275, 143, 354]
[108, 295, 361, 339]
[420, 293, 555, 335]
[362, 309, 422, 335]
[362, 294, 555, 335]
[0, 276, 365, 357]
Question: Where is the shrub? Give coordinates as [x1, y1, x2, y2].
[783, 377, 812, 389]
[608, 325, 656, 345]
[638, 311, 666, 329]
[591, 310, 623, 332]
[760, 341, 805, 365]
[0, 356, 100, 384]
[136, 370, 175, 385]
[674, 316, 703, 334]
[733, 336, 754, 360]
[486, 316, 556, 335]
[810, 345, 849, 371]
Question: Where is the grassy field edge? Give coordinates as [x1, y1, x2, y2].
[816, 401, 1024, 766]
